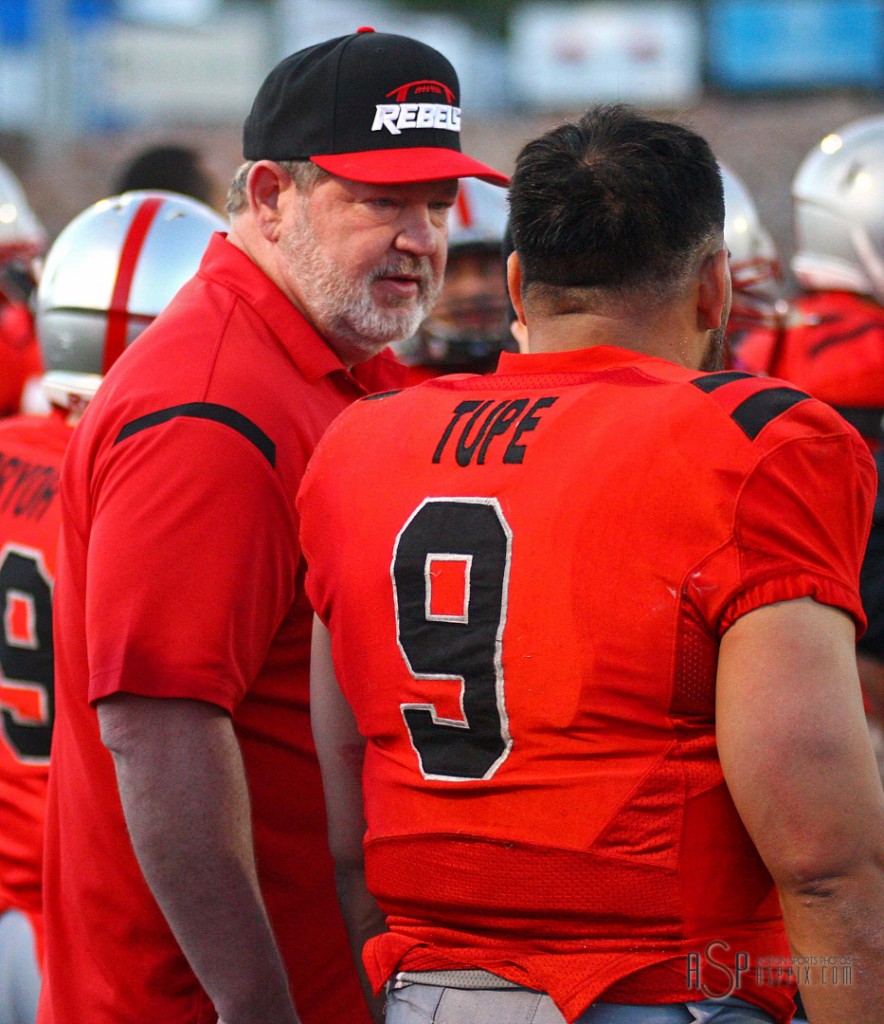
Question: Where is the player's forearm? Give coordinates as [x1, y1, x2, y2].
[99, 695, 300, 1024]
[335, 859, 389, 1024]
[778, 862, 884, 1022]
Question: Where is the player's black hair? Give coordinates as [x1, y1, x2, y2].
[509, 104, 724, 298]
[113, 145, 215, 207]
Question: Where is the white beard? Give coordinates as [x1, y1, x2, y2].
[281, 205, 443, 360]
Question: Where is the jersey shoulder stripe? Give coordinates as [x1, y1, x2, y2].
[361, 389, 404, 402]
[114, 402, 276, 466]
[832, 405, 884, 439]
[729, 387, 813, 441]
[690, 370, 755, 394]
[690, 371, 813, 441]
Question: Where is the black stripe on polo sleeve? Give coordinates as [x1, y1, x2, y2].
[114, 402, 276, 467]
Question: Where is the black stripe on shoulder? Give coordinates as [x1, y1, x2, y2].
[361, 389, 403, 402]
[731, 387, 812, 440]
[114, 402, 276, 467]
[832, 405, 884, 438]
[690, 371, 754, 393]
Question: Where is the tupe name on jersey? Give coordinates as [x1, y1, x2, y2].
[0, 453, 60, 523]
[372, 103, 461, 135]
[433, 396, 559, 466]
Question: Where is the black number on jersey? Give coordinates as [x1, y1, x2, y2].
[392, 498, 512, 781]
[0, 547, 54, 762]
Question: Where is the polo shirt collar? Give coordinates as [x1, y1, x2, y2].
[198, 234, 362, 385]
[496, 344, 652, 376]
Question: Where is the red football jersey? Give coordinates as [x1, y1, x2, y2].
[0, 301, 41, 417]
[735, 290, 884, 446]
[0, 409, 72, 957]
[299, 345, 875, 1024]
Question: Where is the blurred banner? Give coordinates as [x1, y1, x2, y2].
[508, 1, 702, 110]
[0, 0, 113, 133]
[708, 0, 884, 91]
[278, 0, 511, 112]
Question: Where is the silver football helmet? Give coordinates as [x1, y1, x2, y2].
[791, 115, 884, 302]
[35, 190, 225, 407]
[720, 163, 783, 333]
[397, 178, 513, 370]
[0, 159, 46, 265]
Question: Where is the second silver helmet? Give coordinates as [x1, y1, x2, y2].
[791, 114, 884, 302]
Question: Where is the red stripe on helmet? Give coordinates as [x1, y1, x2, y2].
[454, 185, 474, 231]
[103, 196, 164, 376]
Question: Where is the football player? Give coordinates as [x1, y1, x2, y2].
[736, 115, 884, 450]
[0, 160, 46, 418]
[720, 163, 785, 360]
[734, 118, 884, 789]
[300, 105, 883, 1024]
[395, 177, 514, 382]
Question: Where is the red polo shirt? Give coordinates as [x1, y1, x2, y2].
[39, 234, 404, 1024]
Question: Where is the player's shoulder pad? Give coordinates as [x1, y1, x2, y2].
[688, 370, 839, 442]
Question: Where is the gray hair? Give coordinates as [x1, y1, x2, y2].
[225, 160, 328, 218]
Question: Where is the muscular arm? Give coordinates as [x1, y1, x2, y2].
[98, 694, 300, 1024]
[717, 598, 884, 1022]
[310, 616, 388, 1024]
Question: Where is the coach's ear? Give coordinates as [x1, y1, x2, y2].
[507, 252, 528, 353]
[697, 246, 730, 331]
[247, 161, 292, 243]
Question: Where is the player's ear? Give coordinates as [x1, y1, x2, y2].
[697, 247, 729, 332]
[247, 161, 291, 242]
[507, 252, 527, 335]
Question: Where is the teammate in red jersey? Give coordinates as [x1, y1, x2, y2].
[0, 413, 65, 1024]
[395, 177, 514, 383]
[736, 115, 884, 450]
[0, 159, 46, 419]
[734, 116, 884, 783]
[0, 190, 222, 1024]
[299, 105, 884, 1024]
[37, 28, 506, 1024]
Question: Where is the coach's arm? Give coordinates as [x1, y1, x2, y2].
[717, 596, 884, 1023]
[310, 616, 388, 1024]
[98, 693, 300, 1024]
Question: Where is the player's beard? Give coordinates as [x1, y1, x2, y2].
[281, 213, 442, 362]
[699, 288, 732, 372]
[699, 322, 727, 372]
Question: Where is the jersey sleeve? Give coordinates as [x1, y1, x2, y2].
[717, 428, 875, 635]
[85, 412, 298, 711]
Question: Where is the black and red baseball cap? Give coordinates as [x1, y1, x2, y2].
[243, 27, 508, 186]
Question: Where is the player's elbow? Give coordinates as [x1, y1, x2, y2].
[327, 828, 367, 868]
[771, 844, 884, 902]
[97, 693, 143, 757]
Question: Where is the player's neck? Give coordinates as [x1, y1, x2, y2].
[526, 308, 709, 369]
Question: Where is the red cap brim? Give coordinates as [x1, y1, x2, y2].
[311, 148, 509, 186]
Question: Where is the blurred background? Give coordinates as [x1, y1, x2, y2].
[2, 0, 882, 283]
